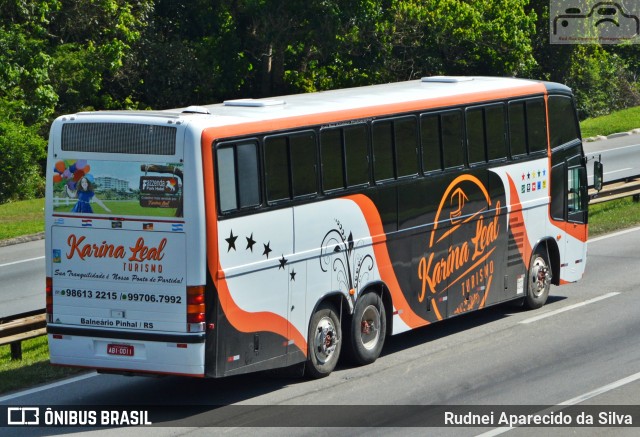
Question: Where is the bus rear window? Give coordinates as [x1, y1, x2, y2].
[62, 123, 176, 155]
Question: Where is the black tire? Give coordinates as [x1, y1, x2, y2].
[305, 302, 341, 379]
[346, 292, 386, 366]
[524, 248, 552, 310]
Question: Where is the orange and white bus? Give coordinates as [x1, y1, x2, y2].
[45, 76, 590, 378]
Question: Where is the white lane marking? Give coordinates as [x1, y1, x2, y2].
[604, 167, 632, 175]
[476, 370, 640, 437]
[0, 372, 97, 403]
[519, 292, 619, 325]
[589, 225, 640, 243]
[0, 256, 44, 269]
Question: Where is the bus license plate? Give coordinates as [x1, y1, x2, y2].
[107, 344, 134, 356]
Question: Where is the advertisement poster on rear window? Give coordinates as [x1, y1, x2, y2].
[52, 159, 183, 217]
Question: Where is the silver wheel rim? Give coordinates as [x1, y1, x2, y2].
[530, 256, 550, 298]
[313, 316, 338, 364]
[359, 304, 380, 351]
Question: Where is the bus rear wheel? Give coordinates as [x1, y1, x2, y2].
[306, 302, 341, 379]
[524, 248, 551, 310]
[346, 292, 386, 366]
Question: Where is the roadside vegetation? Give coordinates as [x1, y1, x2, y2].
[581, 106, 640, 139]
[0, 198, 44, 241]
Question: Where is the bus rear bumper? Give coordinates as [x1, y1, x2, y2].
[47, 328, 206, 377]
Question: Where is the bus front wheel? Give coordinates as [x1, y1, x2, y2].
[347, 292, 386, 365]
[524, 248, 551, 310]
[306, 302, 341, 378]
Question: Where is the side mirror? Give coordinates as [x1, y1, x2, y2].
[593, 160, 603, 192]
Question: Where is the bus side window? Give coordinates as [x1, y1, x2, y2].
[466, 107, 486, 165]
[344, 124, 370, 187]
[551, 162, 565, 220]
[372, 120, 394, 182]
[548, 95, 580, 149]
[395, 116, 418, 177]
[217, 147, 238, 212]
[420, 114, 443, 173]
[264, 136, 291, 203]
[442, 110, 464, 169]
[527, 98, 547, 153]
[486, 104, 507, 161]
[320, 128, 345, 192]
[216, 141, 260, 213]
[508, 101, 527, 158]
[290, 131, 318, 197]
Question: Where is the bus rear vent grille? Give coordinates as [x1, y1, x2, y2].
[61, 123, 176, 155]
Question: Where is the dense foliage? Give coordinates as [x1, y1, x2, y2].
[1, 0, 639, 202]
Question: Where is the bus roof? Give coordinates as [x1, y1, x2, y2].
[172, 76, 550, 123]
[67, 77, 562, 133]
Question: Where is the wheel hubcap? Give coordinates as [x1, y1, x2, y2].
[359, 305, 380, 351]
[314, 317, 338, 364]
[530, 256, 551, 297]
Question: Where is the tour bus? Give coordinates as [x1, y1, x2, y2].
[45, 76, 593, 378]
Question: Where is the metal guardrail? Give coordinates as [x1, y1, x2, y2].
[589, 177, 640, 204]
[0, 309, 47, 360]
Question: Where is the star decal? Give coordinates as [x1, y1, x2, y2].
[225, 230, 237, 252]
[246, 233, 256, 252]
[278, 255, 288, 270]
[262, 242, 272, 258]
[290, 269, 296, 281]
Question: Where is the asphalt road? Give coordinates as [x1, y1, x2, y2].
[2, 225, 640, 436]
[0, 239, 44, 318]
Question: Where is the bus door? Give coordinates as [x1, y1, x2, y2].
[550, 146, 588, 281]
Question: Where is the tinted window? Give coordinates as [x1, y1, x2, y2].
[442, 110, 464, 168]
[420, 114, 442, 172]
[372, 121, 394, 181]
[509, 102, 527, 157]
[466, 108, 486, 164]
[485, 104, 507, 161]
[264, 136, 290, 202]
[290, 131, 317, 197]
[527, 99, 547, 153]
[216, 141, 260, 213]
[395, 117, 418, 177]
[344, 124, 369, 186]
[236, 143, 260, 207]
[548, 95, 580, 149]
[320, 128, 345, 191]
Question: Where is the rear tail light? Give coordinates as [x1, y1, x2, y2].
[187, 285, 205, 332]
[46, 277, 53, 323]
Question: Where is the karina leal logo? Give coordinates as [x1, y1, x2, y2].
[550, 1, 640, 44]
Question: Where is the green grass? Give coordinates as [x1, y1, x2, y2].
[588, 198, 640, 236]
[0, 198, 45, 240]
[0, 336, 85, 394]
[580, 106, 640, 139]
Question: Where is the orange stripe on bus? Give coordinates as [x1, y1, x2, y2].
[202, 130, 307, 356]
[346, 194, 428, 329]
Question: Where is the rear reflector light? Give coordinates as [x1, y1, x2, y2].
[46, 277, 53, 322]
[187, 286, 205, 332]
